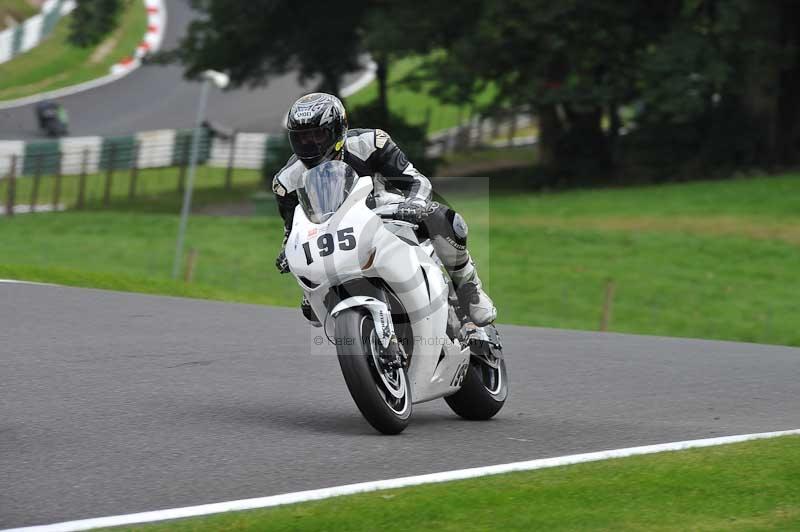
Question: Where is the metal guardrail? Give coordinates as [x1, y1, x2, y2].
[0, 128, 291, 216]
[426, 112, 536, 157]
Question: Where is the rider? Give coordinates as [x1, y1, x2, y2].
[273, 92, 496, 327]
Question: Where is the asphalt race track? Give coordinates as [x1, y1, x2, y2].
[0, 0, 365, 140]
[1, 282, 799, 528]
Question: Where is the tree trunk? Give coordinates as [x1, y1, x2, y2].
[536, 104, 562, 173]
[375, 56, 389, 126]
[774, 1, 800, 166]
[561, 104, 612, 179]
[608, 101, 621, 154]
[318, 67, 341, 97]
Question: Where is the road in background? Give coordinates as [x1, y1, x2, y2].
[2, 282, 799, 528]
[0, 0, 366, 140]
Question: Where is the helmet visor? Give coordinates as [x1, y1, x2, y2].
[288, 126, 335, 161]
[298, 161, 358, 224]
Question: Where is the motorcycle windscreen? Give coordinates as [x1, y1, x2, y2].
[297, 160, 359, 224]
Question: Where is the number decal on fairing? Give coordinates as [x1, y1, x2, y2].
[337, 228, 356, 250]
[318, 233, 334, 257]
[302, 227, 357, 265]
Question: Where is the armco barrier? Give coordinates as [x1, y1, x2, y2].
[0, 128, 292, 215]
[0, 129, 290, 178]
[0, 0, 76, 65]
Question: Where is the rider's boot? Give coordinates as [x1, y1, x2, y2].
[449, 259, 497, 326]
[301, 295, 322, 327]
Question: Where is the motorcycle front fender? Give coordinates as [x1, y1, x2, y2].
[331, 296, 394, 348]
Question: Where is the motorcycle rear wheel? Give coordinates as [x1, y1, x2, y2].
[335, 309, 412, 434]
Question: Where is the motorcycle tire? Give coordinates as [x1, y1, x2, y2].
[445, 347, 508, 420]
[335, 309, 412, 434]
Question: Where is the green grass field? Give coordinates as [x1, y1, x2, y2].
[7, 165, 262, 212]
[0, 0, 147, 102]
[98, 435, 800, 531]
[0, 0, 38, 30]
[1, 172, 798, 346]
[346, 56, 496, 134]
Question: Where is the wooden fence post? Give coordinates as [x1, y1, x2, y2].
[5, 154, 16, 217]
[183, 248, 198, 282]
[30, 153, 44, 213]
[104, 144, 116, 207]
[129, 142, 140, 200]
[225, 133, 237, 190]
[53, 151, 63, 208]
[77, 149, 88, 210]
[599, 279, 616, 332]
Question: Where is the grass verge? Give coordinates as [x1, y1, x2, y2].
[6, 165, 262, 212]
[346, 56, 496, 134]
[98, 435, 800, 531]
[0, 0, 38, 31]
[0, 0, 147, 102]
[1, 173, 799, 346]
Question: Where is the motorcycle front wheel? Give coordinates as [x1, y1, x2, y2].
[335, 309, 412, 434]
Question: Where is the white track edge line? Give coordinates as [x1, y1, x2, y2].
[340, 59, 377, 98]
[0, 279, 59, 286]
[6, 429, 799, 532]
[0, 0, 167, 111]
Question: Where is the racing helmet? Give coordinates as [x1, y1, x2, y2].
[286, 93, 348, 169]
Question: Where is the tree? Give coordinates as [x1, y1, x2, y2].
[171, 0, 800, 180]
[411, 0, 680, 179]
[174, 0, 368, 96]
[69, 0, 122, 48]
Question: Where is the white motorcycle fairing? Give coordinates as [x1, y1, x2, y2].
[285, 176, 471, 403]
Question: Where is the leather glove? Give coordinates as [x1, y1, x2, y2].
[275, 248, 290, 274]
[394, 200, 429, 224]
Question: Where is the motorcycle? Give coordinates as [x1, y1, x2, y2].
[285, 160, 508, 434]
[35, 101, 69, 138]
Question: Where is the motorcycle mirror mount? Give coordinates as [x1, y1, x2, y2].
[202, 69, 230, 89]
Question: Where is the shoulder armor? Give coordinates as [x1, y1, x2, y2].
[273, 156, 305, 193]
[375, 129, 391, 148]
[345, 128, 379, 161]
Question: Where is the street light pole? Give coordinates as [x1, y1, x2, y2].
[172, 70, 229, 279]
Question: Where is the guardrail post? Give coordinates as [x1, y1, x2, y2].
[77, 149, 88, 210]
[508, 113, 517, 147]
[5, 154, 16, 217]
[30, 153, 44, 213]
[53, 151, 63, 209]
[129, 142, 139, 200]
[225, 133, 237, 190]
[104, 144, 116, 207]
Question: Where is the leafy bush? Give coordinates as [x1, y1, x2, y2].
[68, 0, 122, 48]
[619, 99, 762, 182]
